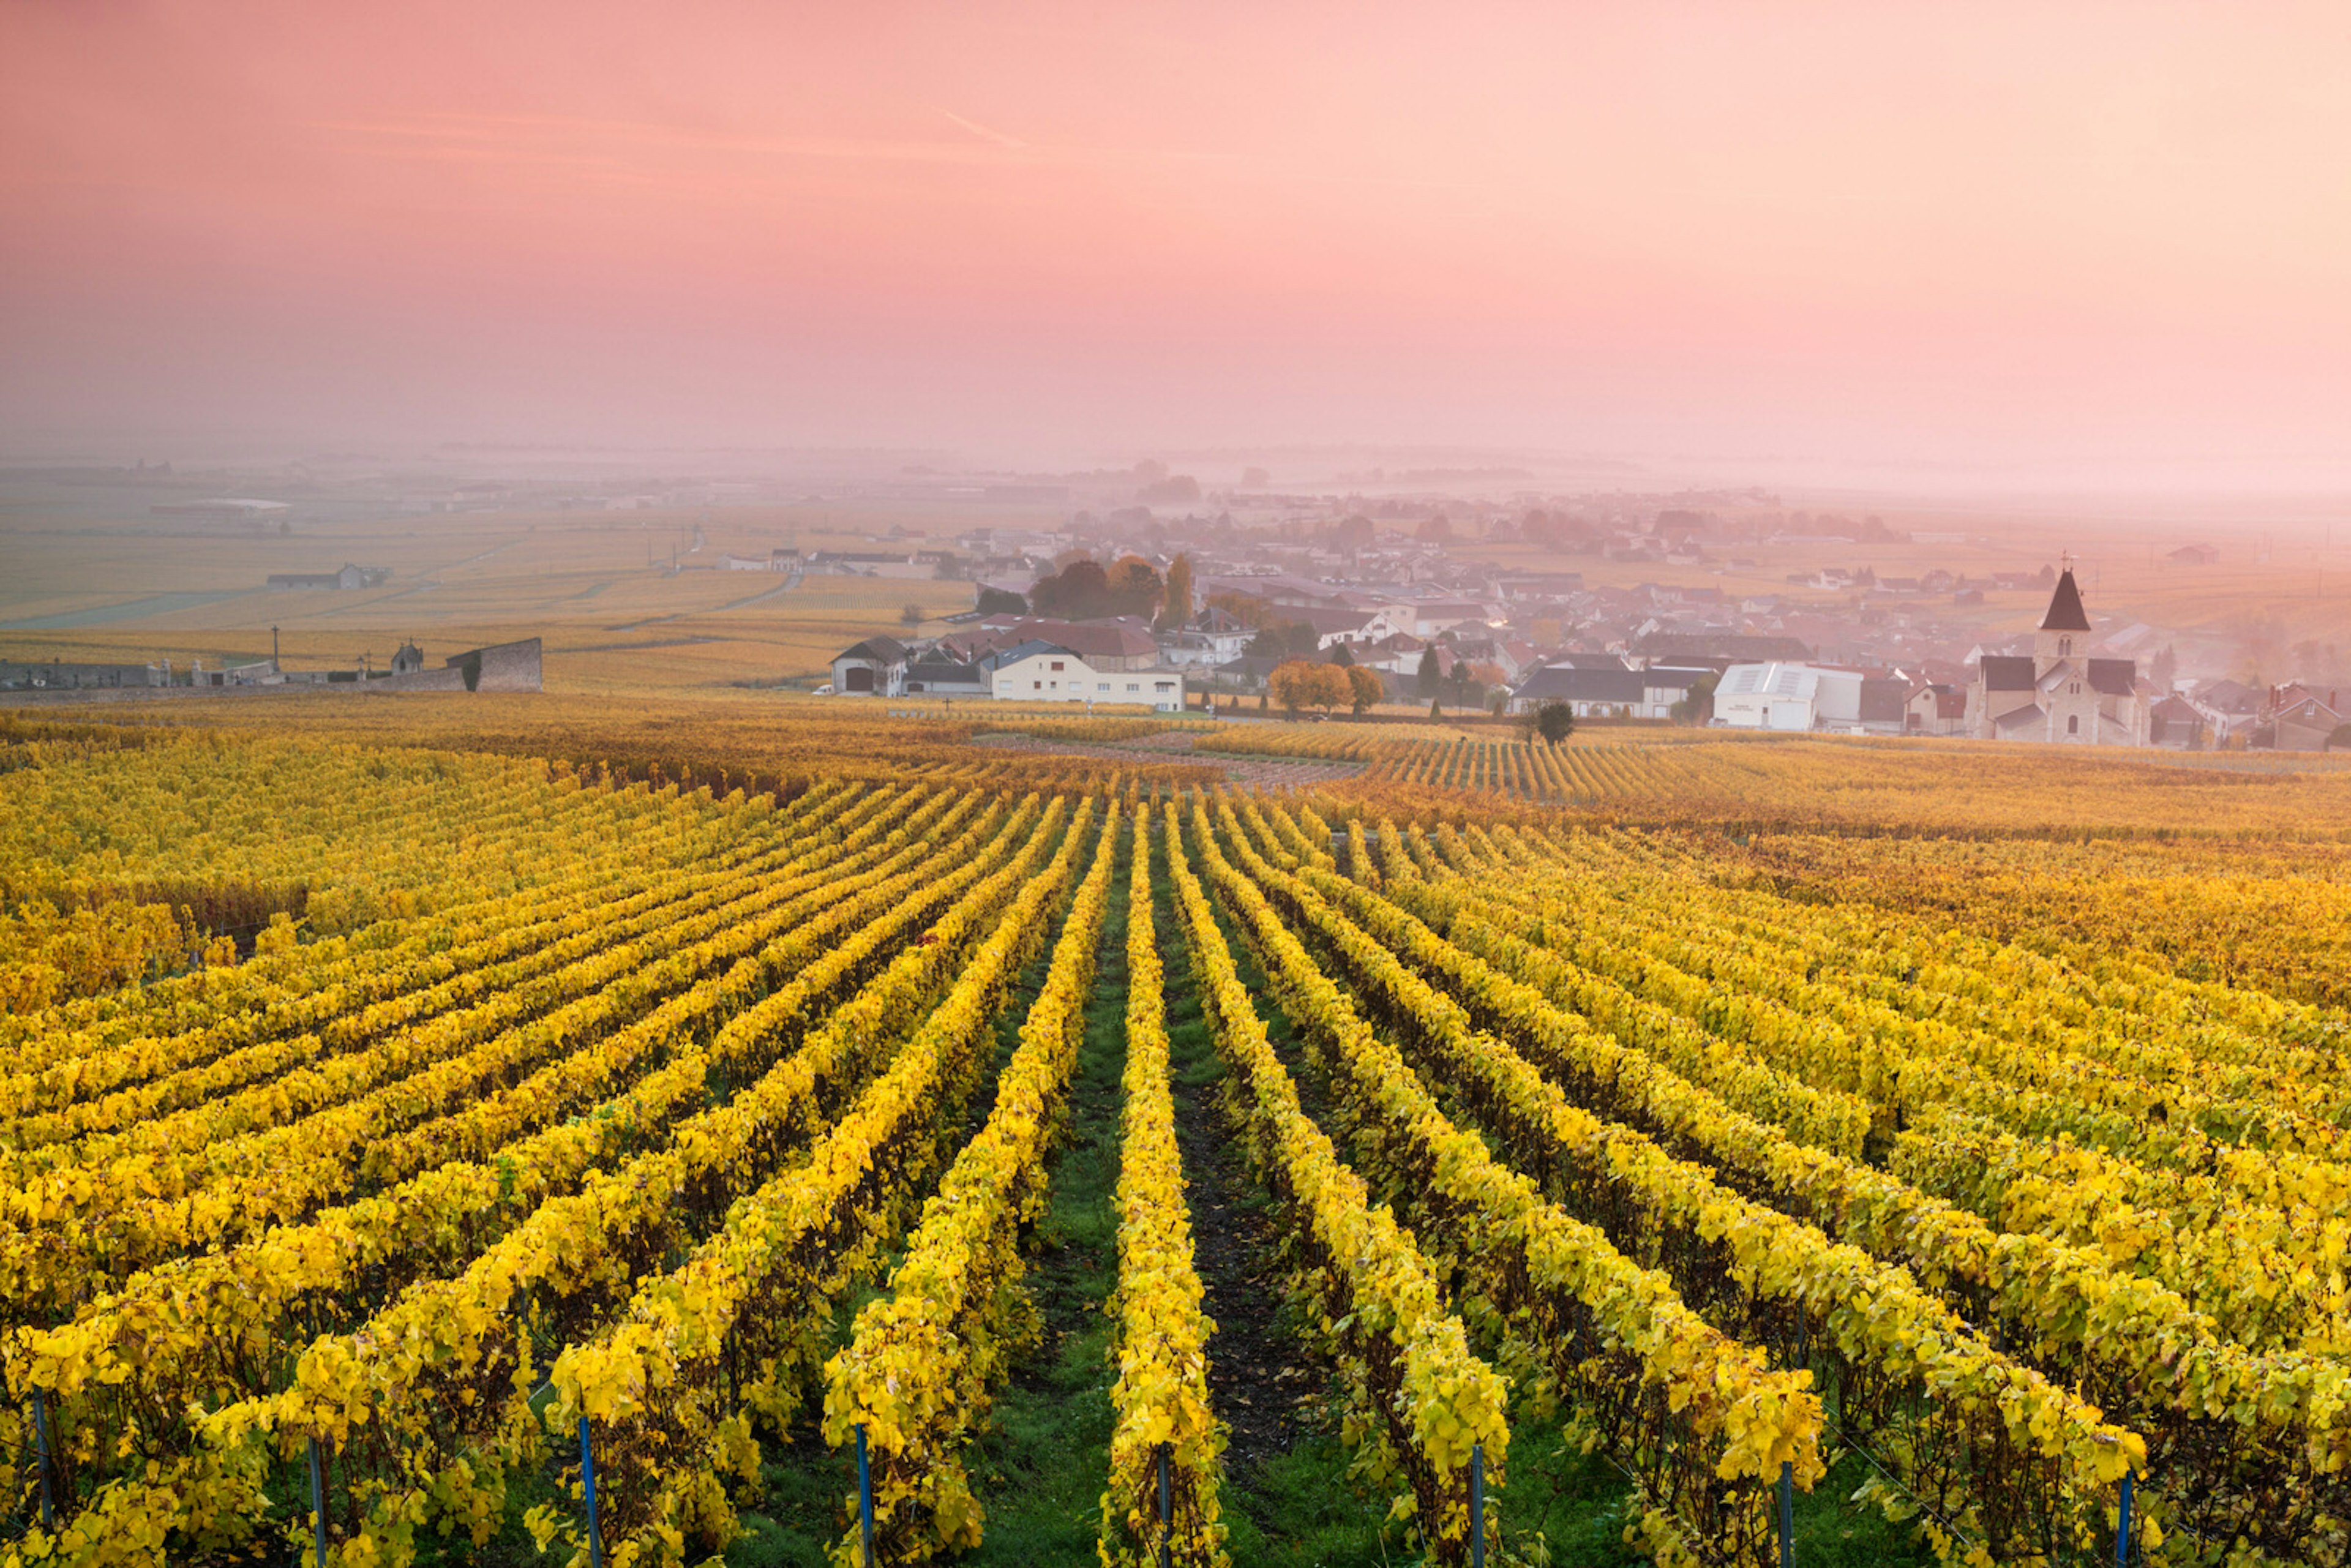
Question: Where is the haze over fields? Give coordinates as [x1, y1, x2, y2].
[6, 2, 2351, 492]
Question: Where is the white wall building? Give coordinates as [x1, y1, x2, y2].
[1713, 662, 1864, 730]
[990, 643, 1187, 710]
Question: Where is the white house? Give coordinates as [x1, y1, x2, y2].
[989, 641, 1187, 711]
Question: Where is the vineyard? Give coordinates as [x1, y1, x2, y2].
[1, 711, 2348, 1567]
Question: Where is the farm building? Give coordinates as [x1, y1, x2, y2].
[831, 637, 909, 696]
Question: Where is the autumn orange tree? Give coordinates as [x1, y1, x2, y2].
[1270, 659, 1351, 716]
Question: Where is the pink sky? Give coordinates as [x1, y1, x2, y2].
[5, 1, 2350, 478]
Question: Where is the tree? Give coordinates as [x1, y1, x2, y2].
[1428, 697, 1443, 720]
[2150, 644, 2178, 691]
[1345, 665, 1383, 716]
[1671, 670, 1720, 725]
[899, 602, 924, 628]
[1486, 688, 1509, 717]
[975, 585, 1027, 616]
[1156, 554, 1195, 632]
[1329, 514, 1375, 553]
[1415, 647, 1442, 697]
[1248, 621, 1321, 660]
[1532, 701, 1575, 746]
[1327, 642, 1354, 667]
[1108, 555, 1164, 617]
[1271, 659, 1350, 716]
[1206, 590, 1274, 627]
[1030, 558, 1111, 618]
[1417, 514, 1453, 544]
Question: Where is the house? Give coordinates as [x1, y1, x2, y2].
[904, 659, 988, 697]
[1507, 664, 1646, 718]
[391, 642, 425, 675]
[831, 636, 909, 696]
[1155, 606, 1254, 667]
[1964, 567, 2150, 745]
[2189, 679, 2263, 744]
[1355, 632, 1433, 677]
[988, 642, 1186, 711]
[1155, 630, 1247, 669]
[2272, 688, 2343, 751]
[2169, 544, 2221, 566]
[1290, 606, 1378, 649]
[1906, 683, 1967, 736]
[1505, 662, 1704, 721]
[1420, 601, 1507, 636]
[1859, 677, 1911, 733]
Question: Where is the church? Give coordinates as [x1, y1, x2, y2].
[1965, 565, 2153, 745]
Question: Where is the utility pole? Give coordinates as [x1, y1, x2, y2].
[272, 625, 280, 673]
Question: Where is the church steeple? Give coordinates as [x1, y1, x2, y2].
[2036, 558, 2091, 667]
[2041, 565, 2091, 633]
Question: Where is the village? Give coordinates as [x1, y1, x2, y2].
[814, 496, 2338, 751]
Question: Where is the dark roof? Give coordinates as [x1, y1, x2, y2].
[2199, 678, 2261, 713]
[2040, 569, 2091, 632]
[1640, 666, 1712, 692]
[836, 636, 908, 664]
[1634, 632, 1812, 662]
[1859, 677, 1910, 722]
[1514, 666, 1644, 703]
[2151, 695, 2202, 722]
[906, 659, 983, 685]
[1289, 607, 1374, 636]
[2087, 658, 2137, 697]
[1979, 655, 2038, 691]
[1993, 703, 2045, 733]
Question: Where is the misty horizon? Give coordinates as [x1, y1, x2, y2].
[7, 2, 2351, 495]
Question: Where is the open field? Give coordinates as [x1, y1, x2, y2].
[1, 703, 2349, 1566]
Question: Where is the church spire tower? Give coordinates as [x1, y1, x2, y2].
[2036, 554, 2091, 667]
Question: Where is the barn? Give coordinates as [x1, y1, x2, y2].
[830, 637, 909, 696]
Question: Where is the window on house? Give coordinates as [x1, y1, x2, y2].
[2068, 715, 2079, 735]
[1050, 661, 1064, 671]
[1032, 680, 1041, 690]
[1098, 682, 1111, 691]
[2060, 637, 2071, 656]
[1127, 683, 1138, 692]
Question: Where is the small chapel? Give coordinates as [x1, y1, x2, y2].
[1965, 562, 2153, 745]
